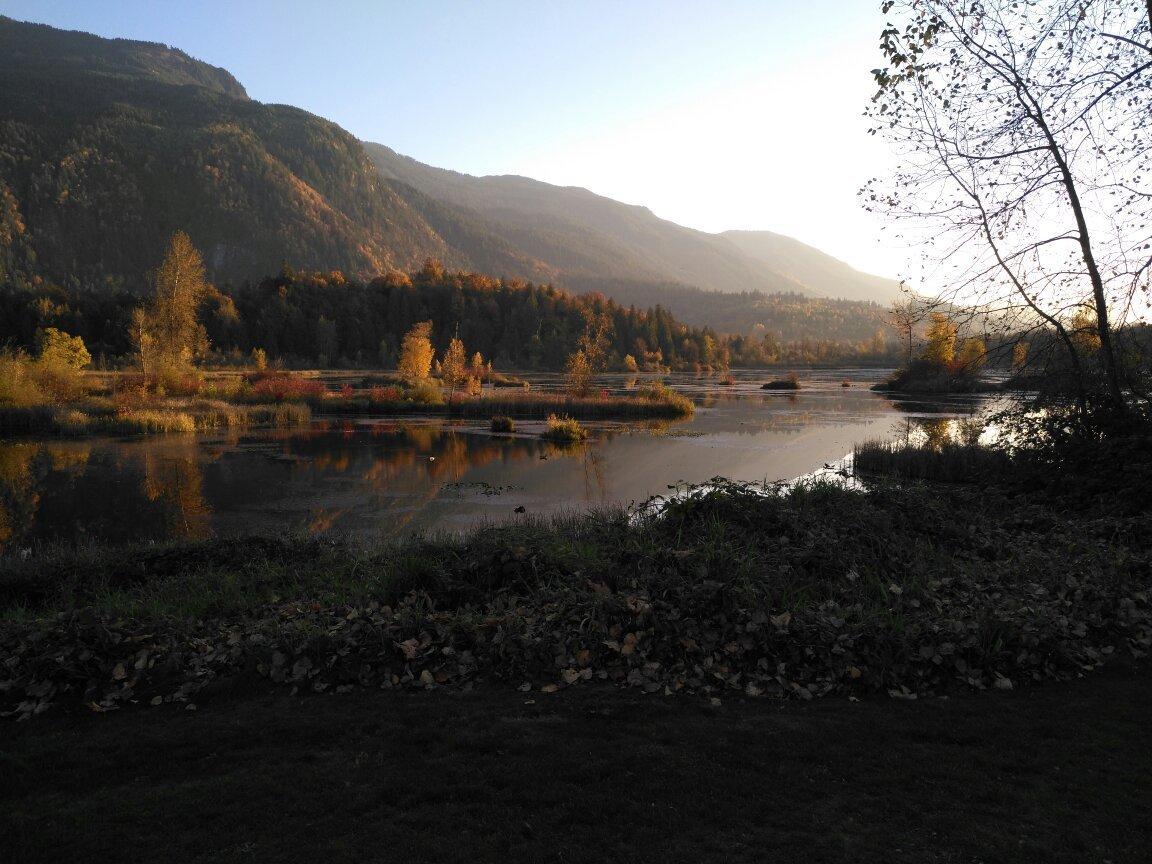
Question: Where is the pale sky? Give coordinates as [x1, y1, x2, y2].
[1, 0, 904, 277]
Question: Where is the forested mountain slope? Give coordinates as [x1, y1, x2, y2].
[0, 16, 899, 344]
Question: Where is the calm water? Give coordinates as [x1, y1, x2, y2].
[0, 369, 990, 551]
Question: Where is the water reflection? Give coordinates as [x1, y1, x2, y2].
[0, 370, 992, 551]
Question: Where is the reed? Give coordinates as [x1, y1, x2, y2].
[853, 439, 1012, 483]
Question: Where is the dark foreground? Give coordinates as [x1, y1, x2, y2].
[2, 668, 1150, 863]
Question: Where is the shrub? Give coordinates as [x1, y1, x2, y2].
[249, 373, 326, 402]
[36, 328, 91, 371]
[491, 415, 515, 433]
[762, 374, 801, 391]
[368, 386, 402, 403]
[0, 351, 46, 407]
[406, 380, 444, 405]
[541, 414, 588, 442]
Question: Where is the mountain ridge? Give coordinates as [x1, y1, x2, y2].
[0, 15, 901, 341]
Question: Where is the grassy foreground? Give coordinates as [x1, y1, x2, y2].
[2, 438, 1150, 860]
[1, 669, 1149, 863]
[2, 477, 1149, 719]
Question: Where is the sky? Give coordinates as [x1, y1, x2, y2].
[0, 0, 905, 277]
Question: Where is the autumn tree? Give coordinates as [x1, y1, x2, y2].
[578, 309, 613, 375]
[398, 321, 434, 380]
[440, 335, 468, 398]
[1011, 341, 1030, 375]
[131, 232, 211, 379]
[565, 350, 593, 397]
[866, 1, 1152, 411]
[922, 313, 957, 367]
[956, 337, 986, 373]
[469, 351, 486, 388]
[1070, 306, 1101, 357]
[36, 328, 91, 371]
[30, 327, 91, 399]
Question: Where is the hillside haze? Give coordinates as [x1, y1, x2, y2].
[0, 16, 900, 340]
[366, 143, 902, 306]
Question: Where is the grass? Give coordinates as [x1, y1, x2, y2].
[2, 366, 693, 437]
[2, 476, 1148, 719]
[0, 400, 312, 437]
[490, 415, 515, 433]
[318, 388, 694, 420]
[1, 668, 1150, 863]
[540, 414, 588, 442]
[853, 439, 1013, 483]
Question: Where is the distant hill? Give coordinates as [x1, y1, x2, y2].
[721, 231, 902, 305]
[566, 279, 892, 343]
[0, 15, 900, 343]
[365, 143, 902, 306]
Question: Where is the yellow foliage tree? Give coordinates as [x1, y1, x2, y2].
[397, 321, 434, 380]
[1070, 306, 1101, 356]
[565, 349, 593, 397]
[956, 337, 986, 372]
[132, 232, 211, 378]
[36, 328, 91, 370]
[469, 351, 486, 386]
[921, 313, 957, 367]
[1011, 341, 1030, 374]
[440, 336, 468, 397]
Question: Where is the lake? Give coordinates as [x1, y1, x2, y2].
[0, 369, 991, 552]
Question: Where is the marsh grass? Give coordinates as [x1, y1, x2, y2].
[317, 388, 694, 419]
[0, 399, 312, 438]
[490, 415, 515, 433]
[540, 414, 588, 442]
[853, 439, 1012, 483]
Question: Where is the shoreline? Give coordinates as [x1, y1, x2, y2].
[4, 473, 1147, 720]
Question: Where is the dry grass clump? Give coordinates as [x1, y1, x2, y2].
[109, 409, 197, 434]
[541, 414, 588, 442]
[490, 415, 515, 433]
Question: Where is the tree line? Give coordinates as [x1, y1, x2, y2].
[1, 241, 908, 372]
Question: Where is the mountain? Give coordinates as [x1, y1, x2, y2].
[0, 15, 899, 341]
[0, 16, 547, 290]
[366, 143, 809, 296]
[367, 143, 909, 304]
[721, 231, 901, 304]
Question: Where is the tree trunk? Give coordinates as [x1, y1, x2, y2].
[1029, 108, 1127, 410]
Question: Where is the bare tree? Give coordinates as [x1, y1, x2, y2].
[888, 291, 925, 368]
[864, 0, 1152, 411]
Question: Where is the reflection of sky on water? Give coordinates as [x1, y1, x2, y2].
[0, 370, 993, 550]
